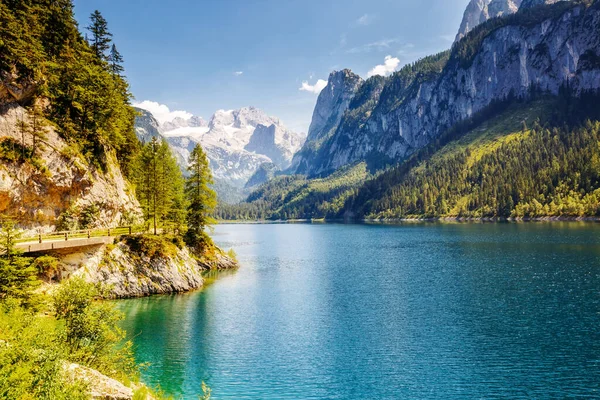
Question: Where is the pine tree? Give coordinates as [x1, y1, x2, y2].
[133, 137, 185, 234]
[27, 103, 48, 156]
[185, 144, 216, 249]
[86, 10, 112, 61]
[108, 43, 124, 76]
[0, 218, 39, 303]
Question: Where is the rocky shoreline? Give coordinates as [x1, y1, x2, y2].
[47, 236, 238, 299]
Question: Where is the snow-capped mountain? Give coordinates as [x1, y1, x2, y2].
[134, 106, 305, 202]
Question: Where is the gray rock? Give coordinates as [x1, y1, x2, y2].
[69, 241, 238, 298]
[455, 0, 524, 43]
[289, 69, 363, 174]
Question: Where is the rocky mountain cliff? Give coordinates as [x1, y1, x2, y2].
[135, 106, 305, 200]
[291, 0, 600, 177]
[455, 0, 523, 43]
[0, 100, 140, 230]
[289, 69, 363, 174]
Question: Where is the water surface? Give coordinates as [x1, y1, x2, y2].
[119, 222, 600, 399]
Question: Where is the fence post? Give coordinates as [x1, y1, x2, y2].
[88, 230, 91, 239]
[38, 234, 42, 244]
[129, 226, 132, 235]
[108, 228, 111, 237]
[65, 232, 68, 241]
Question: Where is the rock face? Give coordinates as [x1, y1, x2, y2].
[290, 69, 363, 174]
[455, 0, 523, 43]
[63, 363, 134, 400]
[133, 108, 162, 143]
[245, 124, 298, 168]
[135, 106, 305, 200]
[62, 239, 237, 298]
[245, 162, 279, 189]
[293, 1, 600, 177]
[0, 103, 141, 229]
[161, 115, 207, 132]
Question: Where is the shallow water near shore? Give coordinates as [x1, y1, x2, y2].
[118, 222, 600, 399]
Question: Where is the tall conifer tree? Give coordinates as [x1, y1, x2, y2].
[86, 10, 112, 61]
[185, 144, 216, 248]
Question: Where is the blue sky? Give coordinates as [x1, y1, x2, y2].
[73, 0, 470, 132]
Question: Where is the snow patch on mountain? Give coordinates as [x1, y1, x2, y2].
[134, 104, 305, 202]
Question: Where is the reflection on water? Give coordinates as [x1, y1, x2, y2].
[118, 222, 600, 399]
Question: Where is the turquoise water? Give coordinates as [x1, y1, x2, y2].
[118, 223, 600, 399]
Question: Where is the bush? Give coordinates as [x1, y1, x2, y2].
[122, 234, 180, 260]
[32, 255, 61, 281]
[53, 277, 138, 381]
[0, 305, 89, 399]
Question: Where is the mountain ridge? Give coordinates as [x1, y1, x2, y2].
[289, 0, 599, 178]
[134, 105, 305, 202]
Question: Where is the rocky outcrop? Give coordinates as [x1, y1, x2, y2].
[0, 70, 38, 106]
[245, 124, 297, 168]
[58, 237, 238, 298]
[133, 108, 162, 143]
[63, 363, 135, 400]
[455, 0, 523, 43]
[290, 69, 363, 174]
[0, 104, 141, 229]
[295, 1, 600, 177]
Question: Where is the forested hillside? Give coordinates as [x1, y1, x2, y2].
[225, 89, 600, 221]
[0, 0, 138, 175]
[0, 0, 143, 227]
[216, 162, 369, 220]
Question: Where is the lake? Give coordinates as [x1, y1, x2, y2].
[118, 222, 600, 399]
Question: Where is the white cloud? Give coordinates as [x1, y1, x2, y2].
[367, 56, 400, 78]
[134, 100, 193, 124]
[299, 79, 328, 94]
[356, 14, 375, 26]
[346, 38, 398, 54]
[234, 71, 244, 76]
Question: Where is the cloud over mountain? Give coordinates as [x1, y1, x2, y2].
[367, 55, 400, 77]
[299, 79, 328, 94]
[133, 101, 193, 124]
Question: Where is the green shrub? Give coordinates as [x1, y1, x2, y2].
[0, 305, 89, 399]
[53, 277, 138, 381]
[32, 255, 61, 281]
[122, 234, 180, 260]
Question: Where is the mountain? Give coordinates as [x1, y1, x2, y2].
[455, 0, 523, 43]
[162, 115, 207, 132]
[134, 108, 162, 142]
[227, 0, 600, 221]
[134, 106, 305, 202]
[291, 0, 598, 178]
[245, 162, 279, 189]
[289, 69, 363, 174]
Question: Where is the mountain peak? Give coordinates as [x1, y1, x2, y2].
[455, 0, 524, 43]
[305, 69, 363, 143]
